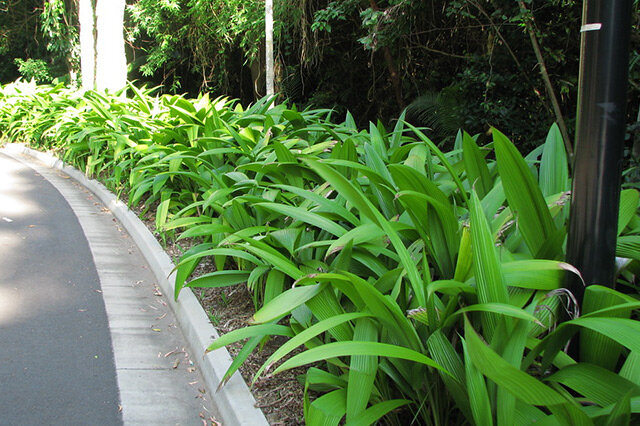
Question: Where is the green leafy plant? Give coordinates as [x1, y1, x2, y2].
[1, 80, 639, 425]
[14, 59, 53, 84]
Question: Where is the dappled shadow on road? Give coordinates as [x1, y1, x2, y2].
[0, 152, 122, 425]
[0, 153, 75, 326]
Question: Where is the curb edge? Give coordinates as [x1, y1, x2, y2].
[3, 143, 270, 426]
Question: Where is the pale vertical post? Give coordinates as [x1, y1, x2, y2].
[78, 0, 95, 90]
[265, 0, 275, 97]
[95, 0, 127, 92]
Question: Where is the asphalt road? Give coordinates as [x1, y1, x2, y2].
[0, 152, 122, 425]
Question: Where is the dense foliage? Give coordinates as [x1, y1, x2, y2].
[2, 80, 640, 425]
[125, 0, 640, 150]
[0, 0, 77, 83]
[3, 1, 639, 150]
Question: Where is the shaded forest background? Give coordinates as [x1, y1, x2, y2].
[2, 0, 639, 150]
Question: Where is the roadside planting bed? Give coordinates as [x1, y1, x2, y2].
[2, 80, 640, 425]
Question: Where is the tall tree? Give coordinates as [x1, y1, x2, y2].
[78, 0, 95, 89]
[265, 0, 275, 96]
[79, 0, 126, 91]
[95, 0, 126, 91]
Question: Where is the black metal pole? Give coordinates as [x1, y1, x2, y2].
[566, 0, 633, 307]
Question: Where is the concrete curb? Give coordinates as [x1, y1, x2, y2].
[3, 143, 269, 426]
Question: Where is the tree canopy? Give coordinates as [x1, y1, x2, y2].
[1, 0, 639, 148]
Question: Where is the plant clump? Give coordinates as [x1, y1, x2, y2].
[1, 80, 639, 425]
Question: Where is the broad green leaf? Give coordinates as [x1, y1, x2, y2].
[618, 189, 640, 235]
[581, 396, 640, 418]
[326, 224, 385, 258]
[272, 183, 360, 226]
[306, 389, 346, 426]
[253, 313, 370, 383]
[530, 317, 640, 371]
[272, 138, 297, 162]
[155, 190, 172, 229]
[493, 129, 558, 257]
[247, 265, 269, 293]
[454, 226, 473, 282]
[547, 396, 595, 426]
[256, 202, 347, 237]
[581, 285, 632, 370]
[464, 317, 567, 406]
[305, 159, 426, 306]
[444, 303, 544, 328]
[273, 341, 448, 376]
[157, 170, 211, 187]
[529, 293, 562, 337]
[605, 390, 632, 426]
[252, 283, 326, 324]
[330, 238, 353, 272]
[177, 223, 233, 240]
[396, 190, 459, 278]
[616, 235, 640, 261]
[463, 131, 492, 198]
[620, 352, 640, 387]
[346, 318, 379, 423]
[162, 216, 211, 231]
[177, 248, 263, 269]
[469, 190, 508, 340]
[539, 123, 569, 198]
[340, 271, 422, 350]
[202, 188, 235, 211]
[263, 268, 285, 304]
[152, 173, 170, 196]
[427, 279, 476, 298]
[206, 324, 293, 352]
[389, 109, 406, 150]
[463, 338, 493, 426]
[237, 237, 304, 280]
[403, 121, 469, 203]
[174, 243, 214, 299]
[270, 228, 301, 257]
[389, 163, 450, 205]
[514, 402, 546, 425]
[363, 142, 393, 184]
[305, 286, 353, 342]
[186, 270, 250, 288]
[581, 301, 640, 318]
[217, 335, 261, 389]
[497, 316, 532, 426]
[466, 260, 573, 291]
[403, 144, 427, 174]
[547, 363, 640, 407]
[427, 330, 471, 420]
[344, 399, 411, 426]
[503, 260, 573, 289]
[305, 367, 348, 392]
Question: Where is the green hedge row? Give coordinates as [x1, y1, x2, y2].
[2, 80, 640, 425]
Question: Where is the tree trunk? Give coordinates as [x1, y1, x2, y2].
[518, 1, 573, 157]
[368, 0, 404, 109]
[95, 0, 127, 92]
[78, 0, 95, 90]
[265, 0, 275, 97]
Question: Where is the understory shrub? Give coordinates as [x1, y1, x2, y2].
[1, 80, 639, 425]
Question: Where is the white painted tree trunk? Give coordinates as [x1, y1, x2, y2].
[265, 0, 274, 97]
[95, 0, 127, 92]
[78, 0, 95, 90]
